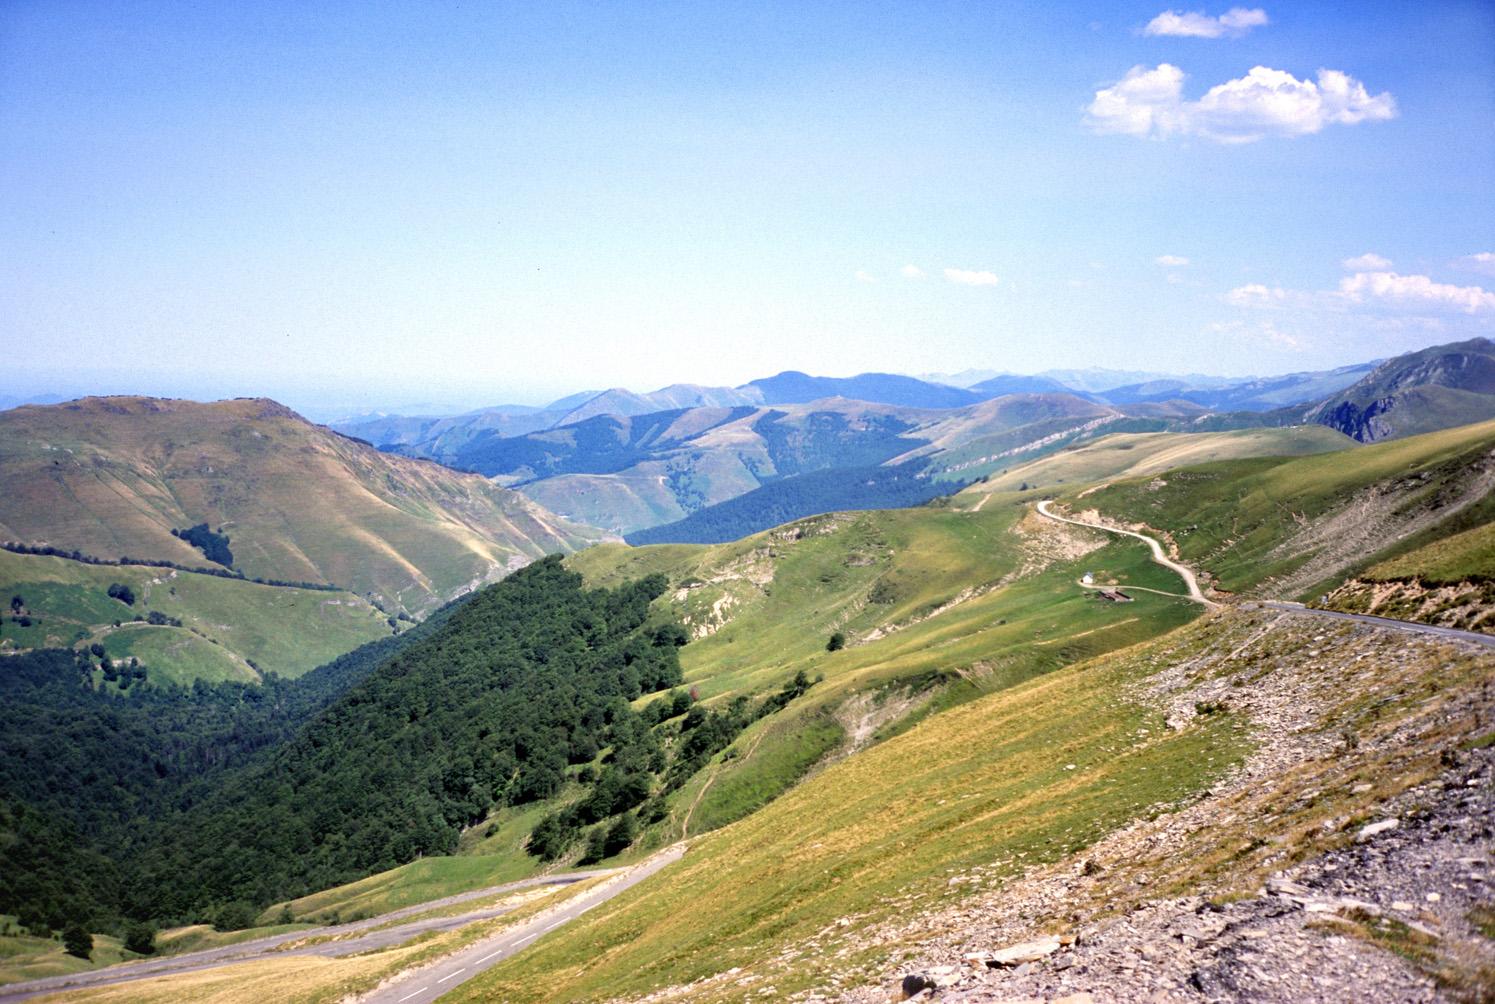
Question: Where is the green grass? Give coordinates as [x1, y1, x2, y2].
[238, 498, 1202, 926]
[99, 624, 257, 685]
[1366, 519, 1495, 584]
[449, 629, 1247, 1003]
[1071, 418, 1495, 596]
[0, 924, 133, 986]
[0, 549, 392, 681]
[265, 844, 559, 926]
[569, 499, 1198, 849]
[573, 502, 1196, 705]
[685, 714, 845, 835]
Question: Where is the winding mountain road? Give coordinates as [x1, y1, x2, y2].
[1035, 499, 1215, 606]
[1035, 500, 1495, 649]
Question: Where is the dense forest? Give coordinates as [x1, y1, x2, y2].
[0, 558, 712, 935]
[628, 461, 964, 545]
[0, 594, 470, 934]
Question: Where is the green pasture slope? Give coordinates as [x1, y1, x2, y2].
[0, 549, 391, 684]
[251, 496, 1202, 928]
[571, 498, 1198, 842]
[450, 620, 1248, 1003]
[1067, 418, 1495, 598]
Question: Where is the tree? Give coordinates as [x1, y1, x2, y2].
[826, 631, 846, 652]
[107, 583, 136, 606]
[62, 923, 93, 960]
[9, 595, 22, 615]
[603, 813, 638, 857]
[213, 901, 259, 931]
[123, 922, 156, 955]
[579, 827, 609, 865]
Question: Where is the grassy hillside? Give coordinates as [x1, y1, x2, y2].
[566, 498, 1200, 849]
[0, 549, 390, 683]
[225, 497, 1203, 937]
[446, 619, 1244, 1003]
[445, 600, 1492, 1003]
[0, 397, 603, 614]
[1067, 418, 1495, 603]
[960, 425, 1354, 497]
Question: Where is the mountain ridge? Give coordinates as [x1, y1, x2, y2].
[0, 396, 605, 613]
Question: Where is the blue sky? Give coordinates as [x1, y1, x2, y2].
[2, 1, 1492, 411]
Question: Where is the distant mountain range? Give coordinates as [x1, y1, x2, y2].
[322, 339, 1495, 543]
[332, 360, 1373, 462]
[6, 340, 1487, 559]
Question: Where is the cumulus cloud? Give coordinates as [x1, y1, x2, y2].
[944, 268, 1000, 287]
[855, 270, 877, 283]
[1086, 64, 1396, 143]
[1144, 7, 1268, 38]
[1455, 252, 1495, 278]
[1342, 253, 1392, 271]
[1224, 283, 1288, 308]
[1156, 254, 1190, 267]
[1339, 271, 1495, 313]
[901, 264, 927, 279]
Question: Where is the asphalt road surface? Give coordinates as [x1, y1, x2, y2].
[0, 872, 608, 1003]
[1251, 600, 1495, 648]
[360, 844, 685, 1004]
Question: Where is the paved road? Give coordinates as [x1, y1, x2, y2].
[1251, 600, 1495, 649]
[360, 844, 686, 1004]
[1035, 499, 1215, 606]
[0, 872, 608, 1003]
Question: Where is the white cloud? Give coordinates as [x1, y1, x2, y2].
[1086, 64, 1396, 143]
[1207, 317, 1303, 350]
[1339, 271, 1495, 313]
[1342, 253, 1392, 271]
[1255, 320, 1302, 349]
[900, 264, 927, 279]
[1166, 273, 1187, 285]
[944, 268, 1000, 287]
[1455, 252, 1495, 278]
[1224, 283, 1288, 308]
[855, 270, 877, 283]
[1156, 254, 1190, 267]
[1144, 7, 1268, 38]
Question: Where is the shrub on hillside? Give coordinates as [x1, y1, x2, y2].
[62, 923, 92, 959]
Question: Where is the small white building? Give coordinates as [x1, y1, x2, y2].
[1081, 572, 1094, 585]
